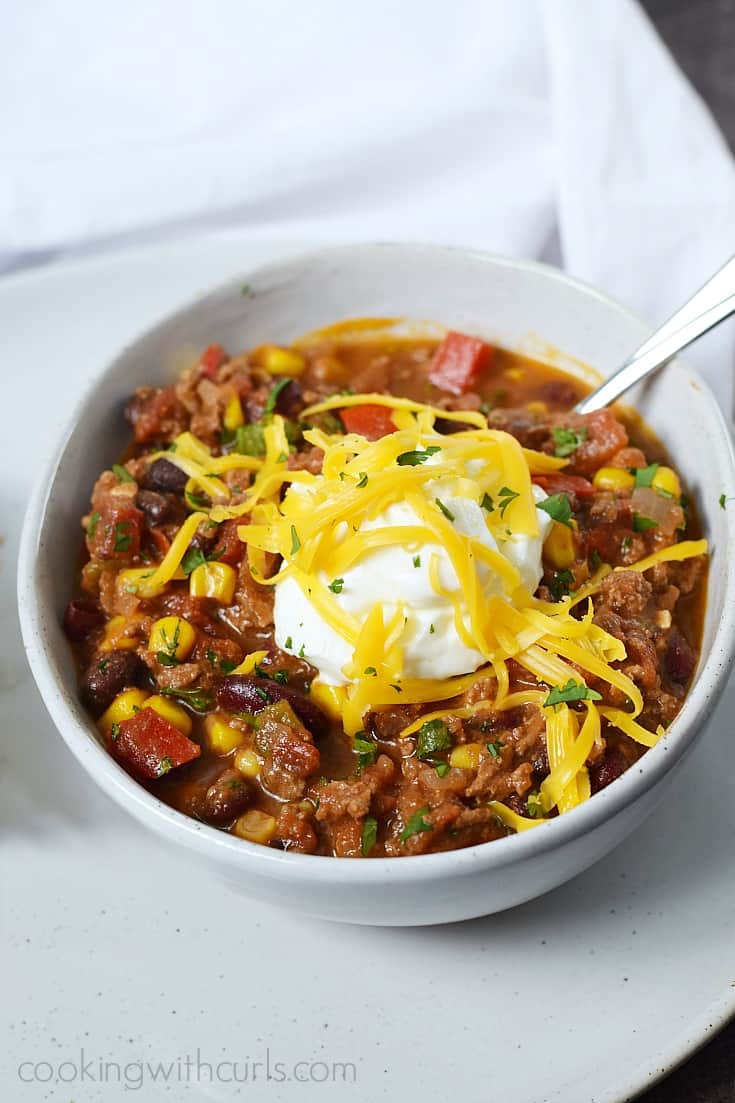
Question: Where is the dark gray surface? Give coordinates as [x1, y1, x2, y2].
[633, 5, 734, 1098]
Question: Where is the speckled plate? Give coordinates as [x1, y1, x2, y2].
[2, 232, 734, 1102]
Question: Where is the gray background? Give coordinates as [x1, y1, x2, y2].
[632, 6, 734, 1100]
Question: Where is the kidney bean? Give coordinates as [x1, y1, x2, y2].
[81, 650, 146, 715]
[196, 769, 251, 824]
[217, 675, 327, 737]
[665, 631, 696, 684]
[144, 457, 188, 494]
[63, 598, 105, 642]
[590, 751, 627, 795]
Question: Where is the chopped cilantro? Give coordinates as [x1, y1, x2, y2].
[632, 513, 658, 533]
[429, 623, 435, 634]
[263, 378, 293, 420]
[156, 651, 179, 668]
[356, 472, 368, 488]
[417, 719, 452, 760]
[621, 535, 633, 553]
[634, 463, 659, 488]
[272, 670, 289, 686]
[549, 568, 575, 600]
[719, 493, 727, 509]
[160, 686, 214, 712]
[497, 486, 520, 519]
[486, 740, 503, 758]
[434, 762, 451, 778]
[361, 815, 378, 856]
[181, 547, 207, 575]
[551, 426, 588, 458]
[97, 659, 109, 673]
[480, 492, 495, 512]
[219, 658, 237, 674]
[354, 734, 377, 769]
[87, 510, 101, 538]
[538, 492, 573, 528]
[186, 490, 209, 509]
[112, 463, 135, 483]
[290, 524, 301, 554]
[284, 635, 293, 650]
[397, 446, 441, 466]
[435, 498, 455, 522]
[328, 578, 344, 593]
[113, 522, 133, 553]
[412, 554, 421, 568]
[158, 756, 173, 776]
[527, 791, 545, 819]
[254, 686, 271, 703]
[110, 721, 121, 742]
[298, 644, 306, 659]
[544, 678, 602, 710]
[364, 666, 377, 676]
[390, 684, 402, 693]
[400, 807, 433, 843]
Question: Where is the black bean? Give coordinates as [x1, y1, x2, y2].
[275, 379, 303, 418]
[63, 598, 105, 642]
[144, 457, 187, 494]
[665, 631, 696, 685]
[135, 489, 174, 526]
[217, 675, 327, 737]
[81, 650, 145, 716]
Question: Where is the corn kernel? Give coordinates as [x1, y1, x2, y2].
[652, 465, 681, 499]
[544, 521, 577, 570]
[205, 713, 245, 755]
[526, 401, 548, 415]
[100, 614, 139, 652]
[233, 747, 261, 779]
[233, 809, 278, 844]
[231, 649, 269, 675]
[449, 743, 485, 770]
[309, 682, 346, 720]
[223, 393, 244, 431]
[146, 695, 193, 736]
[593, 466, 635, 491]
[189, 561, 237, 605]
[98, 688, 150, 735]
[148, 616, 196, 661]
[256, 345, 306, 376]
[655, 609, 672, 630]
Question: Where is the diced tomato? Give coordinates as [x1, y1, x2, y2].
[533, 474, 595, 499]
[428, 331, 494, 395]
[211, 519, 246, 566]
[112, 707, 201, 780]
[340, 404, 396, 440]
[200, 343, 228, 380]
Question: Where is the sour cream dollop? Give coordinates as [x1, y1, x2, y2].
[274, 471, 552, 685]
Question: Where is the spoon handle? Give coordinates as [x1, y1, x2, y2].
[574, 253, 735, 415]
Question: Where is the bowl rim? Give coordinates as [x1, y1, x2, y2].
[17, 240, 735, 886]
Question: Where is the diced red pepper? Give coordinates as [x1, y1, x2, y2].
[428, 331, 494, 395]
[112, 707, 201, 780]
[340, 404, 396, 440]
[533, 474, 595, 499]
[200, 343, 228, 380]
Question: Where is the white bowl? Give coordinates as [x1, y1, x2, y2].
[17, 243, 735, 926]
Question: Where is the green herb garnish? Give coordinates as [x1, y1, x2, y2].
[328, 578, 344, 593]
[87, 511, 101, 538]
[549, 568, 575, 600]
[417, 719, 452, 761]
[290, 525, 301, 554]
[284, 636, 293, 650]
[486, 740, 503, 758]
[234, 423, 266, 457]
[400, 807, 433, 843]
[544, 678, 602, 710]
[412, 555, 421, 568]
[263, 378, 293, 420]
[552, 426, 587, 458]
[434, 762, 450, 778]
[356, 472, 369, 488]
[158, 756, 173, 776]
[634, 463, 659, 488]
[538, 492, 573, 528]
[361, 815, 378, 855]
[480, 492, 495, 512]
[527, 791, 545, 819]
[354, 735, 377, 769]
[397, 446, 440, 466]
[112, 463, 135, 483]
[435, 498, 455, 522]
[160, 686, 214, 712]
[632, 513, 658, 533]
[497, 486, 520, 519]
[113, 521, 133, 553]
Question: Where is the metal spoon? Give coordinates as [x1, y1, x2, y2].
[574, 253, 735, 414]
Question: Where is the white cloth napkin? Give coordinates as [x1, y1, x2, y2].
[1, 0, 733, 410]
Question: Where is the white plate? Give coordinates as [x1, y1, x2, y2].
[2, 230, 734, 1102]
